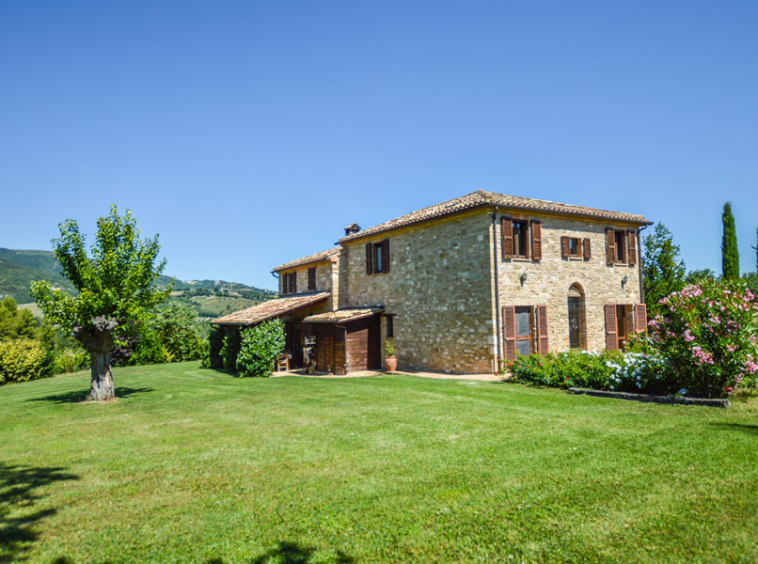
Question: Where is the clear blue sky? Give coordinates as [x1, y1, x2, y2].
[1, 1, 756, 291]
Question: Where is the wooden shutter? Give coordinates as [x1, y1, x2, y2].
[536, 305, 549, 354]
[531, 221, 542, 261]
[308, 267, 316, 291]
[382, 239, 390, 273]
[560, 236, 569, 259]
[365, 243, 373, 274]
[624, 304, 634, 339]
[583, 238, 591, 260]
[605, 304, 618, 351]
[605, 228, 615, 264]
[282, 273, 287, 294]
[634, 303, 647, 333]
[627, 230, 637, 266]
[503, 306, 516, 361]
[292, 272, 297, 294]
[501, 217, 513, 260]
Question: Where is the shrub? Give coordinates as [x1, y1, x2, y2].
[646, 278, 758, 397]
[236, 319, 286, 378]
[510, 350, 618, 389]
[220, 328, 242, 372]
[604, 351, 670, 395]
[53, 348, 90, 374]
[0, 339, 49, 384]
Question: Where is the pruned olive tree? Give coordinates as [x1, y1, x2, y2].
[30, 206, 170, 401]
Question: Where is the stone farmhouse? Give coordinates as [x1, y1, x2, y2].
[213, 190, 652, 375]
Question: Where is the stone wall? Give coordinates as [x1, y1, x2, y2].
[493, 212, 643, 355]
[341, 210, 495, 374]
[278, 258, 337, 310]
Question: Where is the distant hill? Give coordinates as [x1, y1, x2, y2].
[0, 247, 277, 317]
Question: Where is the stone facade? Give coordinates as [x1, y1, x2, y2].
[341, 210, 495, 373]
[278, 257, 339, 312]
[492, 212, 643, 356]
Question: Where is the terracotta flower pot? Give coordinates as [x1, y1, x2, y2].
[385, 355, 398, 372]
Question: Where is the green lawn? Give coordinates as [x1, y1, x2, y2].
[1, 363, 757, 564]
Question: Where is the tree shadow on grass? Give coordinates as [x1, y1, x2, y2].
[710, 422, 758, 436]
[27, 387, 154, 404]
[0, 462, 78, 564]
[206, 540, 356, 564]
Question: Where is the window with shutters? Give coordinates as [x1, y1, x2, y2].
[307, 267, 316, 291]
[604, 303, 646, 351]
[606, 228, 637, 265]
[503, 305, 548, 360]
[366, 239, 390, 275]
[282, 272, 297, 295]
[512, 220, 529, 258]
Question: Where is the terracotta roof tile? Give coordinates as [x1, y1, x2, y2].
[338, 190, 651, 243]
[212, 292, 329, 325]
[302, 307, 384, 323]
[273, 247, 341, 272]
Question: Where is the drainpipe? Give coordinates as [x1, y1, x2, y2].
[492, 206, 501, 372]
[271, 271, 280, 294]
[637, 225, 649, 302]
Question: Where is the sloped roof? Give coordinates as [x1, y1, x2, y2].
[212, 292, 329, 326]
[338, 190, 651, 243]
[302, 307, 384, 324]
[273, 247, 341, 272]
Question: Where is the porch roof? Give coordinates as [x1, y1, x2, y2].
[212, 292, 329, 326]
[302, 307, 384, 324]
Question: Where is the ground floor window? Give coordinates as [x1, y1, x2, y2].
[503, 305, 549, 360]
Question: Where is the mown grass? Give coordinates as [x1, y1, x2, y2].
[1, 362, 757, 564]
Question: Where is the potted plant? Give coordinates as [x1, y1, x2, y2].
[384, 340, 397, 372]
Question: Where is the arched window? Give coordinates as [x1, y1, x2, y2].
[567, 283, 587, 350]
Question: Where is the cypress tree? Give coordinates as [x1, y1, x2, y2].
[721, 202, 739, 279]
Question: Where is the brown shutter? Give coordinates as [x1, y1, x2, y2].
[627, 230, 637, 266]
[366, 243, 373, 274]
[382, 239, 390, 273]
[537, 305, 549, 355]
[292, 272, 297, 294]
[583, 238, 591, 260]
[503, 306, 516, 361]
[624, 304, 634, 338]
[501, 217, 513, 260]
[308, 267, 316, 291]
[605, 304, 618, 351]
[606, 228, 615, 264]
[560, 236, 569, 259]
[281, 273, 287, 294]
[530, 221, 542, 261]
[634, 303, 647, 333]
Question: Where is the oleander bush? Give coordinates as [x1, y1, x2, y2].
[643, 278, 758, 397]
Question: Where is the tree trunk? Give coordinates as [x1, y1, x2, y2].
[73, 316, 119, 402]
[88, 349, 115, 401]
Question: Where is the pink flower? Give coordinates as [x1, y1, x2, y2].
[684, 330, 695, 342]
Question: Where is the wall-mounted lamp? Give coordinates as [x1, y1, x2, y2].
[622, 274, 629, 287]
[520, 271, 528, 287]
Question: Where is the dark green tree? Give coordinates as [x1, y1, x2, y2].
[642, 223, 686, 317]
[685, 268, 717, 285]
[0, 297, 38, 342]
[721, 202, 739, 279]
[30, 206, 170, 401]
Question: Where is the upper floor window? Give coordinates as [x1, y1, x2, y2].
[606, 228, 637, 266]
[308, 267, 316, 291]
[366, 239, 390, 274]
[282, 272, 297, 294]
[502, 217, 541, 261]
[560, 236, 591, 261]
